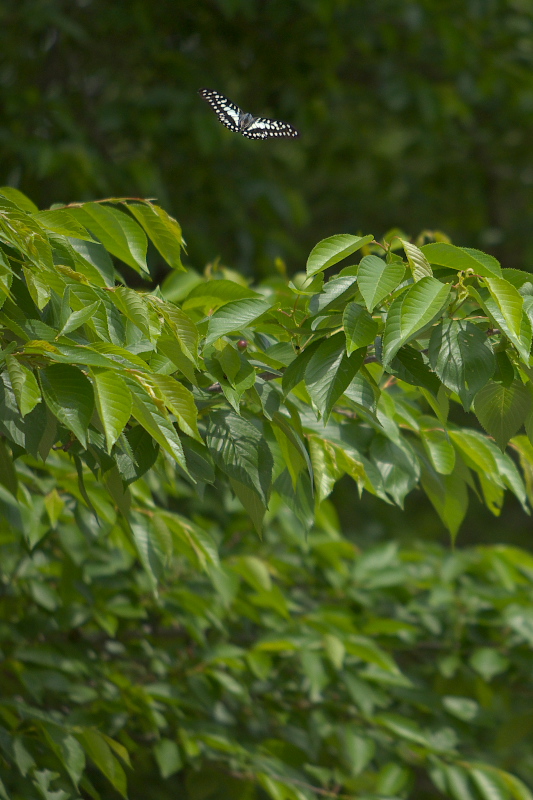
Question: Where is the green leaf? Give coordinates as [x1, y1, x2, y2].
[382, 277, 451, 368]
[309, 275, 357, 315]
[77, 729, 127, 798]
[206, 410, 272, 505]
[148, 374, 201, 441]
[114, 287, 158, 340]
[484, 277, 532, 362]
[444, 765, 477, 800]
[421, 242, 502, 277]
[443, 696, 479, 721]
[401, 238, 433, 280]
[421, 456, 468, 542]
[474, 380, 532, 449]
[469, 766, 508, 800]
[57, 301, 100, 338]
[6, 355, 41, 416]
[69, 202, 149, 274]
[340, 729, 375, 776]
[376, 762, 411, 795]
[204, 299, 271, 346]
[127, 202, 184, 270]
[131, 513, 165, 587]
[160, 303, 199, 365]
[183, 279, 261, 311]
[305, 332, 365, 420]
[41, 725, 86, 789]
[420, 427, 456, 475]
[374, 713, 430, 746]
[153, 738, 183, 779]
[40, 364, 95, 447]
[92, 370, 133, 453]
[306, 233, 373, 276]
[0, 186, 39, 212]
[429, 320, 495, 408]
[357, 254, 406, 311]
[392, 346, 441, 395]
[343, 302, 379, 353]
[281, 339, 321, 396]
[469, 648, 509, 682]
[34, 209, 95, 241]
[127, 377, 190, 474]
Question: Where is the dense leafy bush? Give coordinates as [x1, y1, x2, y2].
[1, 188, 533, 799]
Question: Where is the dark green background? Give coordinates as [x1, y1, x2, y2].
[3, 0, 533, 278]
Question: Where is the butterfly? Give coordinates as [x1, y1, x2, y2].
[198, 89, 299, 139]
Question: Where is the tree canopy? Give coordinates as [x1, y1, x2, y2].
[0, 188, 533, 798]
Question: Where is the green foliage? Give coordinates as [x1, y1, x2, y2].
[1, 189, 533, 797]
[0, 194, 532, 538]
[2, 456, 533, 799]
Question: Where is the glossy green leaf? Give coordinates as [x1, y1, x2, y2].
[207, 410, 273, 505]
[92, 370, 133, 452]
[474, 380, 531, 449]
[421, 243, 502, 277]
[305, 332, 365, 420]
[57, 301, 100, 338]
[127, 202, 184, 270]
[34, 209, 94, 241]
[204, 298, 271, 346]
[306, 233, 373, 276]
[401, 238, 432, 280]
[429, 320, 495, 408]
[484, 277, 532, 362]
[6, 355, 41, 417]
[148, 374, 201, 441]
[343, 302, 379, 353]
[182, 279, 261, 311]
[127, 377, 189, 474]
[69, 202, 149, 274]
[40, 364, 94, 447]
[382, 277, 451, 368]
[357, 253, 406, 311]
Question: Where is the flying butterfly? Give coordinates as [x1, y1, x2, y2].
[198, 89, 299, 139]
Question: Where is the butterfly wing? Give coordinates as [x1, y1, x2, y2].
[198, 88, 242, 133]
[242, 116, 300, 139]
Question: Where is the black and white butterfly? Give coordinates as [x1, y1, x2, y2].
[199, 89, 299, 139]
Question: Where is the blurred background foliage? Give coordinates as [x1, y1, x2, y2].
[2, 0, 533, 278]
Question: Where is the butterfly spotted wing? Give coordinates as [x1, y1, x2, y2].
[199, 89, 299, 139]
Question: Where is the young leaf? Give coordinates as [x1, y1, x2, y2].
[357, 254, 406, 312]
[306, 233, 373, 276]
[401, 238, 433, 280]
[421, 243, 502, 277]
[382, 277, 451, 368]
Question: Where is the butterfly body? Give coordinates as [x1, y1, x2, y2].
[199, 88, 299, 139]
